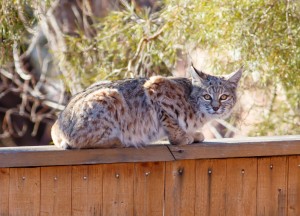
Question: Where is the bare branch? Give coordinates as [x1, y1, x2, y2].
[127, 24, 167, 74]
[13, 42, 32, 80]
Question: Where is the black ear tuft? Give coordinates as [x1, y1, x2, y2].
[190, 64, 208, 81]
[227, 66, 243, 85]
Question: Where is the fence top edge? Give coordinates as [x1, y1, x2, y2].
[1, 135, 299, 152]
[0, 135, 300, 168]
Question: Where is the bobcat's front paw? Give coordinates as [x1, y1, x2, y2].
[169, 135, 194, 146]
[193, 132, 204, 143]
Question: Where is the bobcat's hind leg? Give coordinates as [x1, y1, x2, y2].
[87, 137, 124, 149]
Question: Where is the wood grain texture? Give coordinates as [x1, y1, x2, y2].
[2, 155, 300, 215]
[40, 166, 72, 216]
[0, 168, 9, 216]
[225, 158, 257, 216]
[1, 136, 300, 168]
[0, 145, 174, 168]
[133, 162, 165, 216]
[169, 136, 300, 160]
[102, 163, 134, 216]
[257, 157, 288, 216]
[165, 160, 196, 216]
[9, 167, 40, 216]
[287, 156, 300, 216]
[195, 159, 227, 216]
[72, 165, 102, 216]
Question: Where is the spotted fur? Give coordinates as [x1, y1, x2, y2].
[51, 66, 243, 149]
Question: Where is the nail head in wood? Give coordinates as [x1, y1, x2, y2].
[178, 168, 184, 175]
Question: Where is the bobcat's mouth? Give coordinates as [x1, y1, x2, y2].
[209, 108, 225, 116]
[209, 108, 232, 119]
[209, 108, 222, 114]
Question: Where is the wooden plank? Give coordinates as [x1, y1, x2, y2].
[40, 166, 72, 216]
[165, 160, 196, 216]
[287, 156, 300, 216]
[72, 165, 102, 216]
[133, 162, 165, 216]
[102, 163, 134, 216]
[257, 156, 288, 216]
[9, 167, 40, 216]
[195, 159, 227, 216]
[1, 136, 300, 168]
[168, 135, 300, 160]
[0, 168, 9, 216]
[0, 145, 174, 168]
[225, 158, 257, 216]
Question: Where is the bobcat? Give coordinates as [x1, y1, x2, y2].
[51, 65, 243, 149]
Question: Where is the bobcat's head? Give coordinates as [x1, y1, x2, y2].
[190, 65, 243, 119]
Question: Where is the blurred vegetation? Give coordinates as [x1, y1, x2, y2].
[0, 0, 299, 142]
[1, 0, 33, 65]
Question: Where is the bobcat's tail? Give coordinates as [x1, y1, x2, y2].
[51, 121, 72, 149]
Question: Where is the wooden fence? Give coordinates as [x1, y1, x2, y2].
[1, 135, 300, 216]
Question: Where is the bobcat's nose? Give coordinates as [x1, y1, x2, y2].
[212, 106, 219, 111]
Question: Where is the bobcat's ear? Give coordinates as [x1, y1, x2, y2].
[226, 66, 243, 86]
[190, 64, 209, 83]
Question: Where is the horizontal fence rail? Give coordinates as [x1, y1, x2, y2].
[0, 135, 300, 216]
[1, 135, 300, 167]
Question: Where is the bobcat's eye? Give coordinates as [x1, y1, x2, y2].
[203, 94, 212, 100]
[220, 94, 229, 100]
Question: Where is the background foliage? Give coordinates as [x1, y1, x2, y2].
[0, 0, 299, 145]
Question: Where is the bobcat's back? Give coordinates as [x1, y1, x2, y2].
[52, 77, 193, 149]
